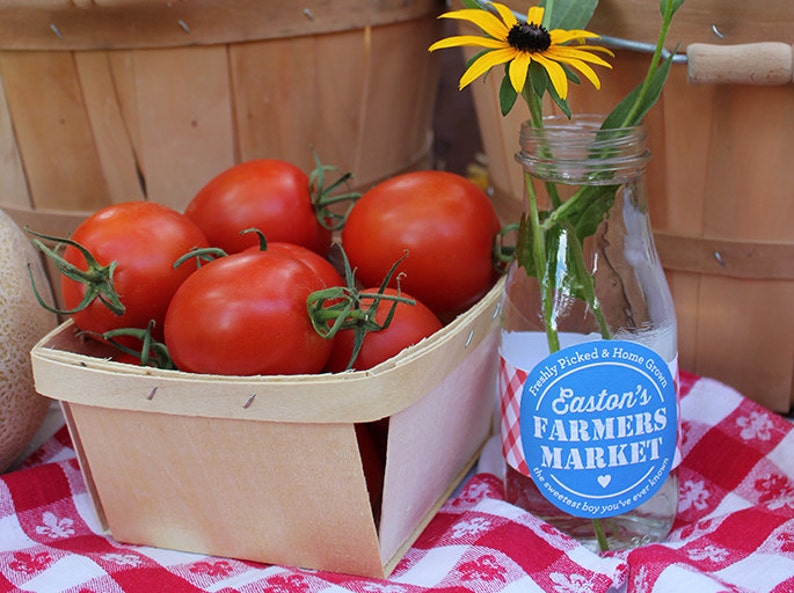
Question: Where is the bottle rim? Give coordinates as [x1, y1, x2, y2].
[520, 113, 644, 134]
[517, 114, 651, 182]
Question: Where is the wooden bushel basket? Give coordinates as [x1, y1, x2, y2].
[0, 0, 444, 265]
[458, 0, 794, 412]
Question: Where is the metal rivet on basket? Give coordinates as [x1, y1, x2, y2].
[714, 251, 726, 267]
[303, 8, 315, 20]
[146, 387, 157, 400]
[465, 329, 474, 348]
[178, 20, 191, 34]
[711, 24, 725, 39]
[243, 394, 257, 409]
[492, 302, 501, 320]
[49, 24, 63, 39]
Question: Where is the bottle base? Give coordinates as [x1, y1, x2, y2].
[505, 467, 678, 552]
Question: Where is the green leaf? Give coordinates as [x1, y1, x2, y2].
[518, 221, 582, 303]
[544, 222, 564, 287]
[540, 0, 554, 28]
[539, 0, 598, 30]
[562, 63, 581, 86]
[545, 184, 618, 244]
[660, 0, 686, 16]
[546, 74, 572, 118]
[464, 48, 489, 70]
[515, 215, 537, 277]
[525, 61, 573, 119]
[601, 48, 676, 129]
[567, 185, 618, 240]
[528, 60, 547, 99]
[547, 223, 590, 305]
[462, 0, 482, 9]
[559, 221, 605, 331]
[499, 74, 519, 116]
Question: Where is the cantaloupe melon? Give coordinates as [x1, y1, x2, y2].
[0, 209, 58, 472]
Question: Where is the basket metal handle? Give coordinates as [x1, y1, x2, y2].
[488, 1, 794, 87]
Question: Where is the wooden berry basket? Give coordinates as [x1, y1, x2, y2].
[456, 0, 794, 411]
[30, 277, 504, 578]
[0, 0, 444, 301]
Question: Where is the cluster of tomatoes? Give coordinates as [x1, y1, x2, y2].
[31, 159, 502, 377]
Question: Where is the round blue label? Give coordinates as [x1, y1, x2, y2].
[520, 340, 677, 519]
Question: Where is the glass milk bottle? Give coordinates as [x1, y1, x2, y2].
[499, 115, 680, 552]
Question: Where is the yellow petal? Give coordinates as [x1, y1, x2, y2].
[459, 47, 518, 89]
[508, 51, 532, 93]
[554, 55, 604, 89]
[585, 45, 617, 56]
[439, 9, 509, 41]
[489, 2, 519, 30]
[534, 53, 569, 99]
[550, 29, 601, 44]
[550, 45, 614, 68]
[526, 6, 545, 26]
[429, 35, 508, 52]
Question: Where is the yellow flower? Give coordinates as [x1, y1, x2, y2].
[429, 2, 613, 100]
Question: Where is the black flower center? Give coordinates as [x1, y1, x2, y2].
[507, 22, 551, 53]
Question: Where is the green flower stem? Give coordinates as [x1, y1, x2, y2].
[525, 86, 544, 129]
[562, 219, 611, 340]
[514, 0, 680, 554]
[524, 93, 559, 354]
[523, 170, 559, 354]
[618, 0, 676, 128]
[524, 87, 563, 209]
[541, 0, 678, 231]
[525, 88, 611, 552]
[541, 185, 587, 230]
[524, 93, 611, 351]
[593, 518, 609, 552]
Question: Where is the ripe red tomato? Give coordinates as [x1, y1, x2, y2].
[184, 159, 332, 255]
[245, 241, 344, 290]
[60, 201, 209, 339]
[324, 287, 442, 372]
[341, 171, 500, 320]
[164, 251, 333, 375]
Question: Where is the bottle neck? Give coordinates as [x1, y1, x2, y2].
[517, 114, 650, 186]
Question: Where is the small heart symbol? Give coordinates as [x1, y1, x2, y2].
[597, 475, 612, 488]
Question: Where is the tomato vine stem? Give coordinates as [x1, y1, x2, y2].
[26, 228, 125, 317]
[307, 248, 416, 371]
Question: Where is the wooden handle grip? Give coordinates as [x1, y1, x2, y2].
[687, 42, 793, 85]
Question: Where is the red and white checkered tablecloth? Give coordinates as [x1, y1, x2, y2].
[2, 371, 794, 593]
